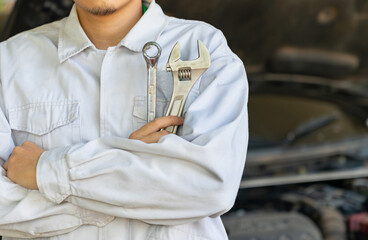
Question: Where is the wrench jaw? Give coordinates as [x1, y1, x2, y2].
[167, 40, 211, 72]
[165, 40, 211, 134]
[166, 42, 181, 71]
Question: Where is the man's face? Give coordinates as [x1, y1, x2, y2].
[73, 0, 139, 16]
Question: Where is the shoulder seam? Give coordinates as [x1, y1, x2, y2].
[6, 18, 65, 42]
[167, 16, 219, 31]
[5, 28, 58, 42]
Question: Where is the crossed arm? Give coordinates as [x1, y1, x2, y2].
[2, 116, 184, 190]
[0, 41, 248, 237]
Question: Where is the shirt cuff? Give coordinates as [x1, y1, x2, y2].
[37, 146, 72, 204]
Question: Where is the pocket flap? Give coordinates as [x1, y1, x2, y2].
[133, 96, 168, 121]
[133, 96, 147, 120]
[8, 101, 79, 136]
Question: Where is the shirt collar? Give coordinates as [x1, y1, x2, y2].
[118, 0, 167, 52]
[58, 5, 93, 63]
[58, 0, 168, 63]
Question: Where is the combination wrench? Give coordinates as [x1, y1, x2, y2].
[143, 41, 162, 123]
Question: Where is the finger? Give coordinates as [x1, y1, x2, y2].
[22, 141, 40, 149]
[2, 161, 8, 171]
[20, 142, 44, 157]
[137, 116, 184, 137]
[140, 130, 171, 144]
[22, 141, 34, 146]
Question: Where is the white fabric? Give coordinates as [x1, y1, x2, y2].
[0, 1, 248, 239]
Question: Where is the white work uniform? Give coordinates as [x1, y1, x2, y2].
[0, 0, 248, 239]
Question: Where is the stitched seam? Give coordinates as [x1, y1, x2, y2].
[170, 227, 210, 240]
[11, 119, 77, 135]
[145, 225, 158, 240]
[6, 29, 59, 43]
[167, 16, 218, 32]
[128, 219, 132, 240]
[8, 101, 78, 112]
[61, 43, 92, 62]
[8, 101, 79, 134]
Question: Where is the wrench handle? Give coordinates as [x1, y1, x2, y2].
[147, 66, 157, 122]
[165, 96, 184, 133]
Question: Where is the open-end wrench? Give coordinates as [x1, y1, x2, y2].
[143, 42, 162, 122]
[165, 40, 211, 134]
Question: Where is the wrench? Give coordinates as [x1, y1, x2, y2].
[143, 42, 162, 122]
[165, 40, 211, 134]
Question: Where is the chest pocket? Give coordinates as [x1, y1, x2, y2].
[8, 101, 81, 150]
[132, 96, 168, 131]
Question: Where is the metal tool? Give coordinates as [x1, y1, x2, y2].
[143, 41, 162, 122]
[165, 40, 211, 133]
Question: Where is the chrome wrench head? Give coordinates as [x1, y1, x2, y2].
[143, 41, 162, 122]
[165, 40, 211, 134]
[167, 40, 211, 72]
[143, 41, 162, 67]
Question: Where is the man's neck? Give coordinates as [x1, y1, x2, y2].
[76, 1, 143, 50]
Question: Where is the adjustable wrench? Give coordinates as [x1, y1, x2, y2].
[165, 40, 211, 133]
[143, 42, 162, 122]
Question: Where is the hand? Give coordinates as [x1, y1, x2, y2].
[129, 116, 184, 143]
[2, 141, 44, 190]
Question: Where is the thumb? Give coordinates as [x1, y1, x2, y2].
[2, 161, 8, 171]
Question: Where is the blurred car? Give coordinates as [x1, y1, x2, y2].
[0, 0, 15, 35]
[3, 0, 368, 239]
[159, 1, 368, 239]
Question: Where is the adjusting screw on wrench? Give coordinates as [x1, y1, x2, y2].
[143, 41, 162, 123]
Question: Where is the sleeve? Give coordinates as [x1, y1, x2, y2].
[0, 44, 114, 239]
[36, 34, 249, 226]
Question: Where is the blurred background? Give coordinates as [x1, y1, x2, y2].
[0, 0, 14, 39]
[3, 0, 368, 239]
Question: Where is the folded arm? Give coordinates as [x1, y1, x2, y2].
[1, 43, 248, 236]
[0, 81, 113, 239]
[34, 55, 249, 225]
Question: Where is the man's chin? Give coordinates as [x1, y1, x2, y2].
[86, 7, 117, 16]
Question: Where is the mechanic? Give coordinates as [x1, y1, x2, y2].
[0, 0, 248, 239]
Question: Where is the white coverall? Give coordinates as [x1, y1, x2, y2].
[0, 0, 248, 239]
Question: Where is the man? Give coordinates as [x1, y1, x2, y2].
[0, 0, 248, 239]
